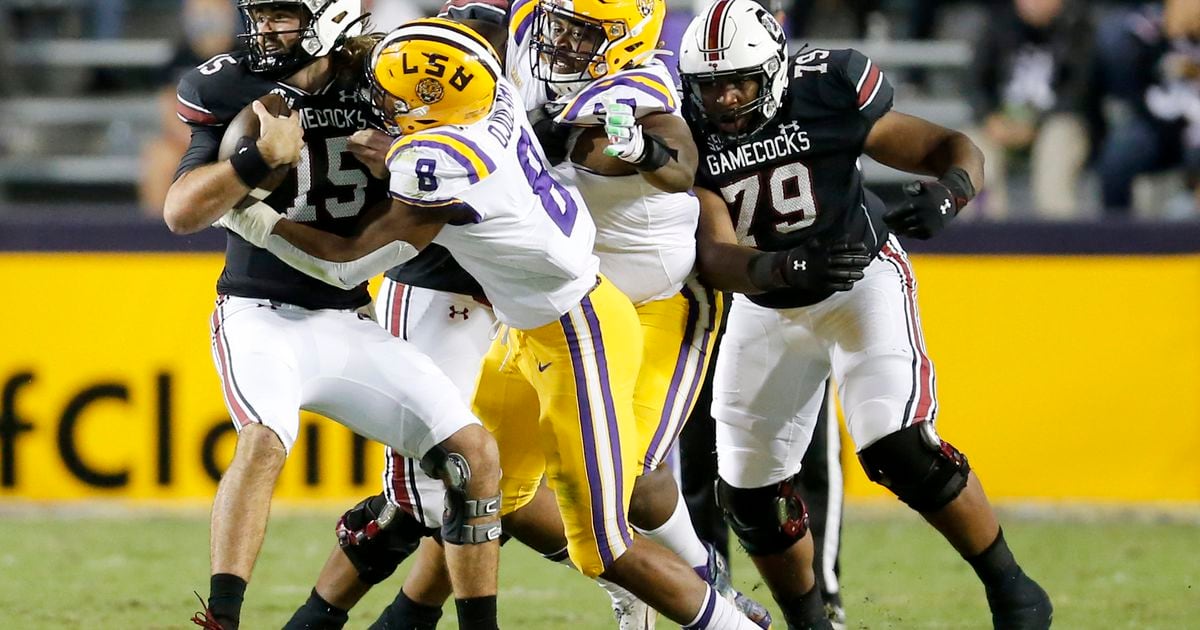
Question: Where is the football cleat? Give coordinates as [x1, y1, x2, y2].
[990, 577, 1053, 630]
[190, 592, 226, 630]
[699, 544, 774, 629]
[612, 595, 657, 630]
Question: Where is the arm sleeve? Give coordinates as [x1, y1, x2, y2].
[385, 131, 490, 218]
[173, 125, 223, 181]
[172, 68, 228, 179]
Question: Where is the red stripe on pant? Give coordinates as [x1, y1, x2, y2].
[210, 302, 255, 428]
[879, 243, 935, 423]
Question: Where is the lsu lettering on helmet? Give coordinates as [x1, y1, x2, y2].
[530, 0, 666, 97]
[678, 0, 788, 144]
[368, 18, 502, 135]
[238, 0, 366, 76]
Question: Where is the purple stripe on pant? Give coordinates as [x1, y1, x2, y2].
[579, 294, 633, 548]
[643, 285, 705, 472]
[560, 306, 617, 568]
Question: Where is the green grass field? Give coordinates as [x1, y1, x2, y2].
[0, 503, 1196, 629]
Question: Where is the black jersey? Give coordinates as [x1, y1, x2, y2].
[694, 48, 894, 309]
[175, 50, 387, 310]
[384, 244, 485, 301]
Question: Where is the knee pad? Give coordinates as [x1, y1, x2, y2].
[420, 446, 502, 545]
[857, 422, 971, 513]
[716, 474, 809, 556]
[336, 494, 436, 585]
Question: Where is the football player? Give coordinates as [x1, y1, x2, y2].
[677, 1, 1054, 629]
[219, 16, 766, 630]
[506, 0, 770, 625]
[165, 2, 501, 629]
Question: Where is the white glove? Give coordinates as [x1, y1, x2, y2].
[601, 97, 646, 163]
[213, 201, 282, 248]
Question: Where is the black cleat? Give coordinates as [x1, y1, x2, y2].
[989, 577, 1053, 630]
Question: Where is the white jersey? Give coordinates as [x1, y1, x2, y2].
[386, 77, 599, 330]
[506, 2, 699, 304]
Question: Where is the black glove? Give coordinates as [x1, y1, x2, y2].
[748, 241, 872, 293]
[884, 167, 975, 240]
[528, 102, 571, 166]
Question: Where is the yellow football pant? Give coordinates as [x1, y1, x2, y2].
[473, 276, 642, 577]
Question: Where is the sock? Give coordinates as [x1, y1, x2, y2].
[454, 595, 498, 630]
[369, 589, 443, 630]
[633, 492, 710, 571]
[683, 586, 763, 630]
[207, 573, 246, 630]
[777, 584, 830, 629]
[282, 589, 348, 630]
[966, 529, 1044, 609]
[967, 528, 1022, 587]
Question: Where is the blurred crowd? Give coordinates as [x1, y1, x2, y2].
[1, 0, 1199, 221]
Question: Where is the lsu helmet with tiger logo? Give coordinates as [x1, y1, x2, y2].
[237, 0, 367, 76]
[529, 0, 666, 96]
[367, 18, 503, 135]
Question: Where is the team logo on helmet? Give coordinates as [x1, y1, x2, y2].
[759, 10, 783, 42]
[416, 78, 445, 105]
[636, 0, 655, 17]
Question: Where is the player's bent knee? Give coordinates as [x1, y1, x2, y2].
[421, 444, 502, 545]
[234, 423, 287, 467]
[857, 422, 970, 513]
[336, 494, 435, 585]
[716, 475, 809, 556]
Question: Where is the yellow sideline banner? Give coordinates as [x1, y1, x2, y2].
[0, 253, 1197, 502]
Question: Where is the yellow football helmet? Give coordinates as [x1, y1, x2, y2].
[368, 18, 502, 135]
[531, 0, 666, 96]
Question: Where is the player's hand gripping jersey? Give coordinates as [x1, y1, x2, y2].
[506, 0, 697, 304]
[176, 50, 388, 309]
[385, 76, 599, 330]
[692, 47, 895, 309]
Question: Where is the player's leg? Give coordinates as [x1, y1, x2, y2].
[520, 278, 763, 629]
[837, 238, 1051, 629]
[285, 490, 436, 629]
[288, 283, 495, 628]
[711, 293, 835, 630]
[197, 296, 309, 630]
[305, 309, 500, 629]
[797, 379, 846, 629]
[369, 537, 454, 630]
[626, 283, 771, 626]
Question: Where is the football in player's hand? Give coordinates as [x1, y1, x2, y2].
[218, 93, 293, 209]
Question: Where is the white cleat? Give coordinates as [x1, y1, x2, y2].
[612, 596, 657, 630]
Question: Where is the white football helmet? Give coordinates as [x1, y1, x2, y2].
[238, 0, 367, 76]
[678, 0, 788, 143]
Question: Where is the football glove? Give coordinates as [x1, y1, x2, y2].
[748, 241, 872, 293]
[884, 167, 975, 240]
[601, 98, 645, 162]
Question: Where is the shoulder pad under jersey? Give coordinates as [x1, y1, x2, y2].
[175, 51, 270, 127]
[386, 128, 497, 207]
[788, 47, 893, 124]
[554, 60, 679, 126]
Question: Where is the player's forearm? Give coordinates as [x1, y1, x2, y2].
[640, 160, 693, 193]
[164, 162, 252, 234]
[697, 242, 764, 294]
[638, 118, 698, 193]
[925, 131, 984, 195]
